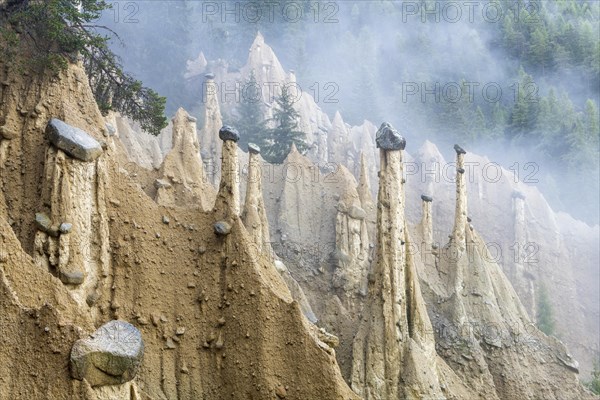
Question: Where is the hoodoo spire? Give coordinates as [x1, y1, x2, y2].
[420, 194, 435, 264]
[351, 122, 444, 400]
[199, 73, 223, 186]
[214, 126, 241, 219]
[357, 152, 374, 209]
[241, 143, 272, 261]
[451, 144, 468, 248]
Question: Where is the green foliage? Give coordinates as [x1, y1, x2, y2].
[563, 99, 598, 167]
[233, 70, 267, 151]
[508, 67, 540, 138]
[437, 80, 487, 143]
[262, 86, 308, 164]
[0, 0, 167, 135]
[498, 0, 600, 78]
[585, 361, 600, 395]
[536, 284, 555, 336]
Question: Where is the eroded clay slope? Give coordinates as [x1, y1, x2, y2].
[412, 146, 595, 400]
[0, 58, 357, 399]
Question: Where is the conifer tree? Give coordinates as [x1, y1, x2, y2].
[0, 0, 167, 135]
[263, 85, 308, 163]
[235, 70, 267, 151]
[536, 284, 555, 336]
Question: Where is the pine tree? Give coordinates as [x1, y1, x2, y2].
[529, 24, 551, 73]
[508, 67, 539, 138]
[536, 284, 555, 336]
[586, 361, 600, 395]
[234, 70, 267, 151]
[0, 0, 167, 135]
[437, 80, 487, 142]
[564, 99, 598, 168]
[263, 85, 308, 164]
[490, 102, 508, 139]
[535, 88, 563, 158]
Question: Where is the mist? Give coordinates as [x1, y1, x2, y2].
[98, 0, 600, 224]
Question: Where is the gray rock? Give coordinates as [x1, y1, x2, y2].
[86, 291, 100, 307]
[35, 213, 60, 237]
[214, 221, 232, 236]
[512, 190, 526, 200]
[248, 143, 261, 154]
[154, 179, 172, 189]
[274, 260, 287, 272]
[0, 124, 17, 140]
[375, 122, 406, 151]
[46, 119, 103, 162]
[457, 168, 465, 174]
[421, 194, 433, 203]
[558, 354, 579, 373]
[219, 125, 240, 142]
[205, 73, 215, 80]
[348, 205, 367, 220]
[454, 144, 467, 155]
[187, 116, 197, 123]
[59, 222, 73, 234]
[105, 123, 116, 137]
[35, 213, 52, 231]
[71, 320, 144, 387]
[483, 335, 502, 348]
[60, 271, 85, 285]
[305, 309, 318, 324]
[333, 250, 351, 263]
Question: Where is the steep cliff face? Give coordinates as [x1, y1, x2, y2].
[0, 55, 358, 399]
[107, 113, 162, 171]
[418, 145, 596, 400]
[350, 123, 448, 400]
[331, 165, 370, 302]
[198, 38, 598, 377]
[34, 139, 110, 310]
[241, 145, 272, 260]
[155, 108, 215, 210]
[240, 32, 288, 102]
[328, 112, 351, 167]
[260, 144, 374, 380]
[99, 140, 357, 399]
[4, 25, 598, 399]
[0, 57, 152, 399]
[351, 122, 378, 180]
[193, 32, 598, 390]
[241, 143, 317, 323]
[406, 140, 600, 379]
